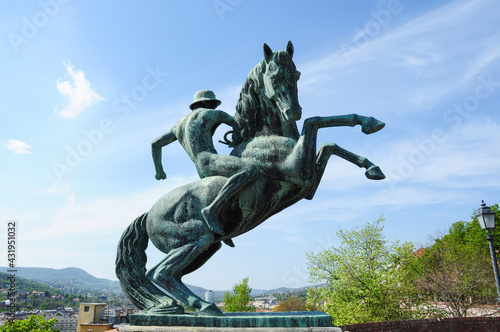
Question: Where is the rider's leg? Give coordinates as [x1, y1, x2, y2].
[201, 168, 260, 235]
[196, 152, 261, 236]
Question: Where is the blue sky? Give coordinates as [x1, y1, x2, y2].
[1, 0, 500, 291]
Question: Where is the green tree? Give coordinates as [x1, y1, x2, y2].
[275, 297, 307, 312]
[414, 204, 500, 317]
[224, 277, 255, 312]
[306, 216, 422, 325]
[0, 315, 59, 332]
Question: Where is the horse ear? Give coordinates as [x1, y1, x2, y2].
[286, 41, 294, 58]
[263, 43, 273, 62]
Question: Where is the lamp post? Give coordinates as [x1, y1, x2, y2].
[476, 200, 500, 304]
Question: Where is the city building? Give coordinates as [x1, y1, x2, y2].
[205, 290, 214, 303]
[76, 303, 113, 332]
[54, 316, 78, 332]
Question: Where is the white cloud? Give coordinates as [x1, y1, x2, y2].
[373, 115, 500, 211]
[271, 115, 500, 217]
[299, 0, 500, 109]
[25, 174, 198, 242]
[55, 61, 103, 118]
[5, 139, 32, 154]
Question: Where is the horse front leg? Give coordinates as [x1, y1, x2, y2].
[286, 114, 385, 188]
[301, 114, 385, 137]
[304, 143, 385, 200]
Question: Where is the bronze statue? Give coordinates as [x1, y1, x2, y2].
[116, 41, 385, 317]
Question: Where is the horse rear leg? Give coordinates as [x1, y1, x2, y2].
[305, 143, 385, 200]
[146, 235, 224, 316]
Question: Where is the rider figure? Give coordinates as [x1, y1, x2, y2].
[152, 90, 261, 240]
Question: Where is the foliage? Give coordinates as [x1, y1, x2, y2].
[0, 271, 131, 312]
[306, 216, 423, 325]
[224, 277, 255, 312]
[0, 273, 53, 295]
[413, 204, 500, 317]
[274, 297, 307, 312]
[0, 315, 59, 332]
[271, 289, 308, 302]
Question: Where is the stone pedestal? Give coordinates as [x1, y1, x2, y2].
[118, 311, 343, 331]
[119, 326, 342, 332]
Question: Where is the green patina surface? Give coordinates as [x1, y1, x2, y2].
[131, 311, 333, 328]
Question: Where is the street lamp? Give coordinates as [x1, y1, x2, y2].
[476, 200, 500, 304]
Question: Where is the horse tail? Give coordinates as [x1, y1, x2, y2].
[115, 212, 175, 310]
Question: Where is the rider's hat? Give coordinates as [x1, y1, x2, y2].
[189, 90, 221, 110]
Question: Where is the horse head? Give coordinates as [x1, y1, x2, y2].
[232, 41, 302, 146]
[262, 41, 302, 122]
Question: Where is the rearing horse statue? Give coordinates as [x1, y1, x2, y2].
[116, 41, 385, 316]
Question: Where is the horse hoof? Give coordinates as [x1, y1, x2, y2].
[365, 166, 385, 180]
[198, 303, 224, 316]
[362, 117, 385, 134]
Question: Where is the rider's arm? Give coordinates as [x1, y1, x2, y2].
[152, 129, 177, 180]
[211, 110, 235, 146]
[214, 110, 234, 126]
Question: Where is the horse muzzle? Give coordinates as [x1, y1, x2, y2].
[283, 106, 302, 122]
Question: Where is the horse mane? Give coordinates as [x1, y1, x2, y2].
[232, 60, 265, 146]
[232, 50, 293, 146]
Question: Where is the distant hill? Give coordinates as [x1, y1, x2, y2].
[0, 266, 322, 300]
[187, 284, 324, 302]
[251, 284, 324, 297]
[0, 267, 122, 293]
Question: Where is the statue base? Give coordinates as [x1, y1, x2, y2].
[119, 327, 342, 332]
[120, 311, 341, 330]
